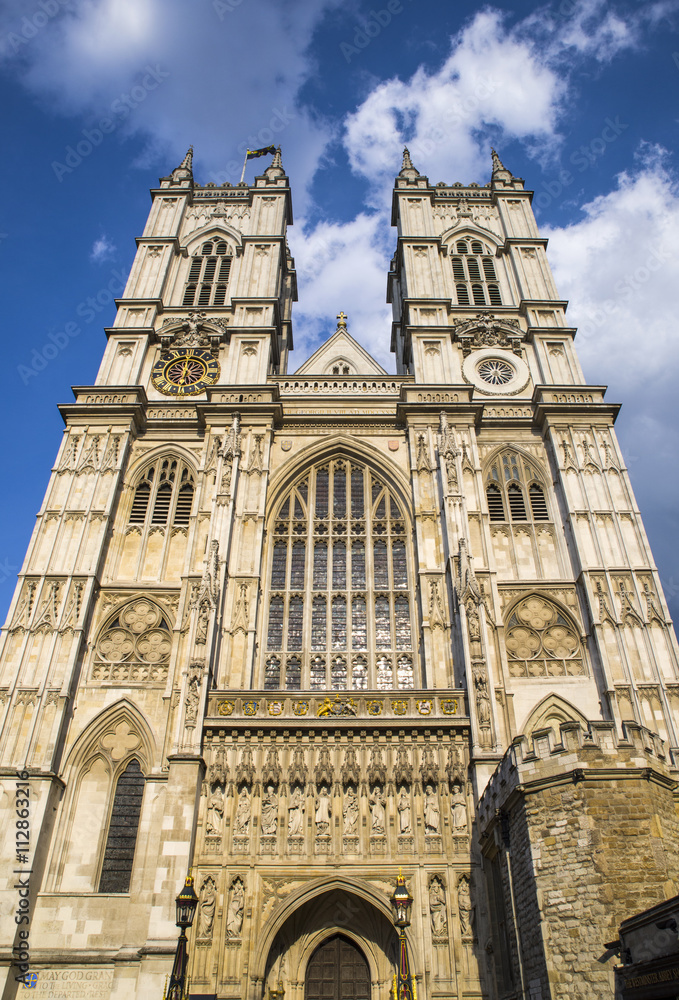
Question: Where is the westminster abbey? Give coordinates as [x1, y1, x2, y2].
[0, 146, 677, 1000]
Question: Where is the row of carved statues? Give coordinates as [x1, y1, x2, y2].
[205, 780, 468, 840]
[193, 871, 474, 943]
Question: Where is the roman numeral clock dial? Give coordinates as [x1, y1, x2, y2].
[151, 348, 220, 396]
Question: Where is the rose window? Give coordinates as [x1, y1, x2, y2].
[92, 599, 173, 684]
[505, 595, 583, 677]
[477, 358, 515, 385]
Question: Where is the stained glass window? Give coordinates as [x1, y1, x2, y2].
[264, 459, 416, 688]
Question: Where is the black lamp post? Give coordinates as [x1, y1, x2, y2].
[390, 871, 416, 1000]
[167, 874, 198, 1000]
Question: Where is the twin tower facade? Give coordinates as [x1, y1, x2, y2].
[0, 146, 677, 1000]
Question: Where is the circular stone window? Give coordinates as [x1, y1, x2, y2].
[462, 348, 530, 396]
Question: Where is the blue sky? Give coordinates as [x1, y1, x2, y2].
[1, 0, 679, 622]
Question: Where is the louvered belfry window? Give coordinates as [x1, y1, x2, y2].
[263, 459, 416, 691]
[183, 240, 232, 307]
[485, 451, 549, 523]
[98, 759, 145, 893]
[129, 459, 194, 527]
[452, 238, 502, 307]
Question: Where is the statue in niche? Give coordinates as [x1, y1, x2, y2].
[474, 669, 491, 726]
[429, 877, 448, 937]
[185, 672, 200, 724]
[234, 786, 251, 834]
[288, 786, 304, 836]
[226, 878, 245, 938]
[458, 875, 474, 937]
[261, 784, 278, 835]
[197, 877, 216, 939]
[424, 784, 440, 834]
[450, 781, 467, 831]
[397, 787, 411, 835]
[369, 786, 386, 835]
[206, 785, 224, 835]
[315, 785, 331, 835]
[343, 786, 358, 835]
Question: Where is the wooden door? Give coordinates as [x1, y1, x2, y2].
[305, 934, 370, 1000]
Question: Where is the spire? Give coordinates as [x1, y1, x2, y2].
[399, 146, 420, 179]
[170, 145, 194, 184]
[264, 146, 285, 179]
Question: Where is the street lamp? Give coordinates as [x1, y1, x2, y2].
[167, 873, 198, 1000]
[390, 872, 416, 1000]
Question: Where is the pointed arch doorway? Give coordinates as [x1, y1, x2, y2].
[305, 934, 370, 1000]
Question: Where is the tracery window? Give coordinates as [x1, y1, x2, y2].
[92, 598, 173, 685]
[505, 595, 584, 677]
[182, 239, 232, 307]
[451, 238, 502, 307]
[98, 759, 145, 893]
[263, 459, 416, 690]
[485, 451, 549, 523]
[129, 459, 194, 528]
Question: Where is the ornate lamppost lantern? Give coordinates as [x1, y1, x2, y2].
[166, 873, 198, 1000]
[390, 871, 416, 1000]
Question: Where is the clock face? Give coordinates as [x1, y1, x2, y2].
[151, 348, 220, 396]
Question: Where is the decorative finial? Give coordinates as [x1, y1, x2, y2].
[264, 146, 285, 179]
[490, 147, 513, 183]
[170, 145, 194, 184]
[336, 311, 348, 330]
[399, 146, 420, 178]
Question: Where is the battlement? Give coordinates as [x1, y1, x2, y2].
[477, 720, 676, 831]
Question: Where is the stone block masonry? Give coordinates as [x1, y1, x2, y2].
[477, 721, 679, 1000]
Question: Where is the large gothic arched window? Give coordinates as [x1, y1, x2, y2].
[263, 459, 416, 691]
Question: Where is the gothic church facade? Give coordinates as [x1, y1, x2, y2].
[0, 147, 678, 1000]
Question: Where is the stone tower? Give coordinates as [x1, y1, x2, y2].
[0, 146, 677, 1000]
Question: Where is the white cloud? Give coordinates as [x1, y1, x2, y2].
[90, 233, 116, 262]
[289, 212, 393, 371]
[545, 149, 679, 608]
[344, 9, 564, 196]
[0, 0, 341, 204]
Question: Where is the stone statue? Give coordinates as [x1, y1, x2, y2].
[197, 877, 216, 938]
[369, 786, 385, 835]
[261, 784, 278, 835]
[343, 786, 358, 835]
[226, 878, 245, 938]
[475, 670, 491, 726]
[450, 781, 467, 831]
[397, 787, 411, 835]
[288, 786, 304, 836]
[315, 785, 331, 835]
[234, 786, 250, 834]
[206, 785, 224, 835]
[429, 877, 447, 937]
[424, 784, 440, 834]
[458, 875, 474, 937]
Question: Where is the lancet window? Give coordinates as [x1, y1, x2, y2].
[263, 459, 416, 691]
[98, 759, 145, 893]
[485, 451, 549, 524]
[129, 459, 194, 528]
[451, 238, 502, 307]
[182, 239, 232, 307]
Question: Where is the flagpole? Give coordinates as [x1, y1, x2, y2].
[239, 151, 249, 184]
